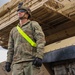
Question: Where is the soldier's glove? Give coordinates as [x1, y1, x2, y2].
[32, 57, 42, 67]
[5, 62, 11, 72]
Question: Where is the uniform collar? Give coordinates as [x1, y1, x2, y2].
[18, 20, 30, 27]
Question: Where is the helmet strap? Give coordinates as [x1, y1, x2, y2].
[19, 13, 28, 20]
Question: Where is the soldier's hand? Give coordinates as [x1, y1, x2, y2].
[32, 57, 42, 67]
[5, 62, 11, 72]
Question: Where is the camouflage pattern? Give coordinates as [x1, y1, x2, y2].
[53, 65, 68, 75]
[53, 62, 75, 75]
[12, 62, 44, 75]
[7, 20, 46, 64]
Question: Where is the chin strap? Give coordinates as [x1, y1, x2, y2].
[19, 13, 27, 20]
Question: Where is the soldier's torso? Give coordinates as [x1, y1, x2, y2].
[11, 21, 36, 63]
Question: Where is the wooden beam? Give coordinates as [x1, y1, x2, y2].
[44, 36, 75, 53]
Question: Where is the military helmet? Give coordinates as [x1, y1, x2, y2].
[17, 2, 31, 18]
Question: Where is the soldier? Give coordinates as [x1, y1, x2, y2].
[5, 3, 46, 75]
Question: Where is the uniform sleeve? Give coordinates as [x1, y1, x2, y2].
[33, 21, 46, 59]
[7, 29, 14, 63]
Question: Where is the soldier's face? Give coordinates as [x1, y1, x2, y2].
[18, 11, 25, 18]
[17, 11, 29, 19]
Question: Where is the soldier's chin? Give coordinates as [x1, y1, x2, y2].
[19, 17, 24, 20]
[19, 17, 27, 20]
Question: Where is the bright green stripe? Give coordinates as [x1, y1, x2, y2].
[17, 25, 37, 47]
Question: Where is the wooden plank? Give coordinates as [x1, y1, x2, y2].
[0, 0, 48, 30]
[44, 35, 75, 53]
[45, 25, 75, 44]
[0, 15, 18, 30]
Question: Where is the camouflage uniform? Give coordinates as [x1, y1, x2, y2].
[7, 20, 46, 75]
[53, 62, 75, 75]
[12, 62, 44, 75]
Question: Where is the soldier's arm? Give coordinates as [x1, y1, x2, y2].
[7, 29, 14, 63]
[33, 21, 46, 59]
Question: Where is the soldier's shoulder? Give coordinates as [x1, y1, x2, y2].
[31, 21, 39, 25]
[31, 21, 42, 30]
[31, 21, 40, 27]
[10, 26, 17, 33]
[11, 26, 16, 31]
